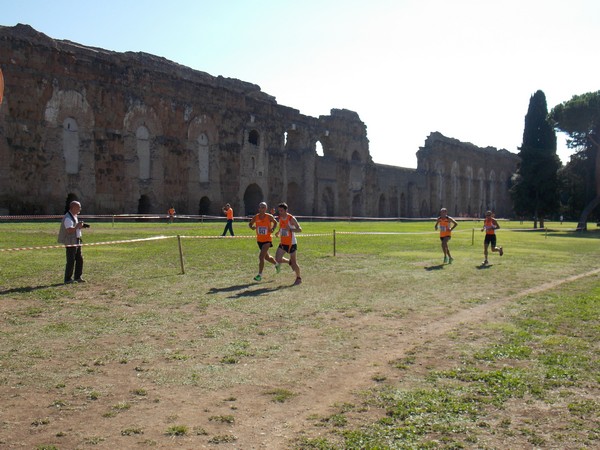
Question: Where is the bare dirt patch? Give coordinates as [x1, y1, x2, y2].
[1, 267, 599, 449]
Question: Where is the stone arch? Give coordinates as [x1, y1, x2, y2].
[243, 183, 263, 215]
[322, 187, 334, 216]
[317, 134, 334, 158]
[286, 182, 304, 214]
[351, 150, 361, 162]
[285, 129, 301, 150]
[199, 196, 210, 215]
[378, 194, 386, 217]
[136, 126, 150, 180]
[137, 194, 152, 214]
[124, 104, 163, 136]
[63, 117, 80, 174]
[124, 104, 162, 202]
[248, 129, 259, 146]
[188, 114, 218, 185]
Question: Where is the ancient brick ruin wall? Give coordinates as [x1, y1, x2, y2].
[416, 132, 519, 218]
[0, 24, 518, 218]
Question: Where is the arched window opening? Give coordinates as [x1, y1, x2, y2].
[316, 141, 324, 157]
[248, 129, 259, 146]
[63, 118, 79, 174]
[136, 126, 150, 180]
[351, 150, 361, 162]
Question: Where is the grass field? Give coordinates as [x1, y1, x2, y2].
[0, 219, 598, 449]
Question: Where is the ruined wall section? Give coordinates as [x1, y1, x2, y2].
[317, 109, 371, 216]
[0, 25, 518, 218]
[416, 132, 519, 217]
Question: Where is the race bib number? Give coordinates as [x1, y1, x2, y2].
[258, 226, 268, 235]
[280, 228, 290, 237]
[440, 225, 447, 232]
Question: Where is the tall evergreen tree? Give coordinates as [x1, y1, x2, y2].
[510, 90, 560, 228]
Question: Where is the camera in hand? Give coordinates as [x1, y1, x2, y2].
[81, 222, 90, 228]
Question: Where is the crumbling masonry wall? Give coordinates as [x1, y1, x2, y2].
[0, 24, 518, 217]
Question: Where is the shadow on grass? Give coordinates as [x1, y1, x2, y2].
[424, 264, 445, 271]
[0, 283, 65, 295]
[476, 264, 493, 270]
[207, 284, 255, 294]
[544, 229, 600, 239]
[208, 281, 294, 298]
[231, 284, 295, 298]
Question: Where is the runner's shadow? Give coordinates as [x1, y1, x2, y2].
[0, 283, 65, 296]
[476, 264, 493, 270]
[228, 284, 293, 299]
[424, 264, 445, 271]
[208, 283, 254, 294]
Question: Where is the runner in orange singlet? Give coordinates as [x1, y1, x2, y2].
[481, 210, 503, 265]
[275, 202, 303, 286]
[434, 208, 458, 264]
[248, 202, 278, 281]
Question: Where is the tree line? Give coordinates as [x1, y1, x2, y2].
[510, 90, 600, 230]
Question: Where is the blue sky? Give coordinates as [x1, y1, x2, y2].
[2, 0, 599, 168]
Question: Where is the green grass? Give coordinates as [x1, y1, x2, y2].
[0, 219, 598, 448]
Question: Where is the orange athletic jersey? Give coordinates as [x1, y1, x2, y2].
[253, 214, 273, 243]
[226, 207, 233, 220]
[438, 217, 452, 237]
[484, 217, 495, 235]
[278, 214, 297, 246]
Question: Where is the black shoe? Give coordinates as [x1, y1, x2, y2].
[74, 278, 86, 283]
[64, 279, 74, 284]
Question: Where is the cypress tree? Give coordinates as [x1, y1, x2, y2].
[510, 90, 560, 228]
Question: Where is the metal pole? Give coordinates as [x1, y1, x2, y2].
[333, 229, 336, 256]
[177, 235, 185, 274]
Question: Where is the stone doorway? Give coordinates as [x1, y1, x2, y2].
[199, 196, 211, 215]
[243, 184, 263, 216]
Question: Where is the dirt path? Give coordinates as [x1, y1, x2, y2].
[234, 267, 600, 448]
